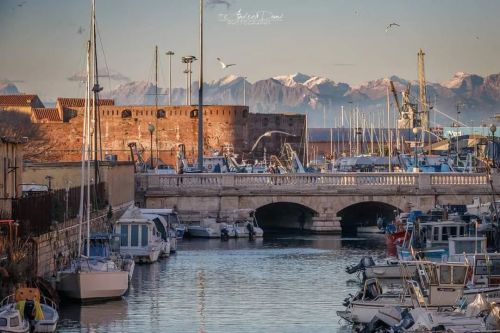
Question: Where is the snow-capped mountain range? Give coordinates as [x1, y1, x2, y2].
[2, 72, 500, 127]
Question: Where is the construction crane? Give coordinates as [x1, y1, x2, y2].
[389, 81, 402, 115]
[418, 49, 429, 131]
[128, 142, 147, 173]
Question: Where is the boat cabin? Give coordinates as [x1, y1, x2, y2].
[115, 218, 161, 255]
[406, 261, 468, 306]
[421, 221, 470, 248]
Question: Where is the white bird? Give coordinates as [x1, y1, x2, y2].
[385, 22, 400, 32]
[217, 57, 236, 69]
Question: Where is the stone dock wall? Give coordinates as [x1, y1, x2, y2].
[32, 202, 131, 279]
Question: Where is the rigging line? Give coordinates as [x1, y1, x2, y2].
[433, 107, 468, 127]
[95, 22, 112, 92]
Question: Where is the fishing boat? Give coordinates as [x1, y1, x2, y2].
[55, 0, 130, 302]
[338, 261, 500, 324]
[0, 287, 58, 333]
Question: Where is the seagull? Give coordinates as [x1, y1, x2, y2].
[77, 26, 85, 34]
[217, 57, 236, 69]
[385, 22, 400, 32]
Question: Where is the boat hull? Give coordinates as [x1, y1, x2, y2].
[187, 226, 220, 238]
[56, 271, 129, 301]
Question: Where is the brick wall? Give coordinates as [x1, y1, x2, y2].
[23, 105, 305, 165]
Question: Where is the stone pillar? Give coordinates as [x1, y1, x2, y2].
[307, 213, 342, 234]
[418, 173, 431, 190]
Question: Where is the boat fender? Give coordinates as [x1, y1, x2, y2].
[34, 300, 44, 321]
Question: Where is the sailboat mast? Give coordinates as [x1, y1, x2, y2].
[91, 0, 101, 195]
[155, 45, 159, 168]
[78, 40, 91, 258]
[387, 87, 392, 172]
[197, 0, 204, 171]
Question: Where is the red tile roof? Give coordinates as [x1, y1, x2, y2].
[32, 108, 62, 122]
[57, 98, 115, 108]
[0, 94, 41, 107]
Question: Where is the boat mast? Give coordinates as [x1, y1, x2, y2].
[91, 0, 102, 200]
[387, 86, 392, 171]
[197, 0, 204, 171]
[78, 40, 91, 258]
[155, 45, 159, 168]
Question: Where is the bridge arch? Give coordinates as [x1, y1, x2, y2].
[255, 202, 318, 231]
[338, 201, 401, 235]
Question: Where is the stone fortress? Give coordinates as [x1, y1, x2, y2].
[0, 94, 306, 165]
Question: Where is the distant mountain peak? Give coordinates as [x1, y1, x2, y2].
[210, 74, 242, 86]
[0, 82, 20, 95]
[442, 72, 471, 88]
[273, 72, 312, 87]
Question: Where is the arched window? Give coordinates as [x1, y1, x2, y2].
[156, 109, 166, 118]
[121, 109, 132, 118]
[190, 109, 198, 118]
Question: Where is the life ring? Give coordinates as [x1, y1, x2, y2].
[207, 164, 212, 170]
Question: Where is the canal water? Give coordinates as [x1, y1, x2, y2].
[57, 233, 386, 333]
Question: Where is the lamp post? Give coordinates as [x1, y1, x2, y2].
[242, 76, 247, 106]
[148, 123, 155, 169]
[490, 124, 497, 168]
[412, 127, 419, 172]
[166, 51, 174, 105]
[182, 56, 197, 105]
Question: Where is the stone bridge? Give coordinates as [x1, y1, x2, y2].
[135, 172, 500, 233]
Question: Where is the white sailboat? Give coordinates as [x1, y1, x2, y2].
[56, 0, 129, 302]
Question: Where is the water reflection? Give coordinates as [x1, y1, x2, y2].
[197, 270, 206, 333]
[57, 233, 385, 333]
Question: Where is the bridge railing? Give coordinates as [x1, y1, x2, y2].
[140, 172, 490, 191]
[430, 173, 488, 185]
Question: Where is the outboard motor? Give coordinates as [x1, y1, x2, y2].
[345, 256, 375, 274]
[246, 222, 255, 241]
[24, 299, 35, 320]
[392, 309, 415, 333]
[221, 226, 229, 241]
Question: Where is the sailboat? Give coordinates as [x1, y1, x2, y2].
[55, 0, 129, 302]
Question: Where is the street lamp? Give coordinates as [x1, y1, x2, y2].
[166, 51, 175, 105]
[412, 127, 419, 173]
[182, 56, 197, 105]
[148, 123, 155, 169]
[242, 76, 247, 106]
[490, 124, 497, 168]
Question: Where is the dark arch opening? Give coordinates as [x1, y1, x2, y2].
[255, 202, 317, 232]
[156, 109, 166, 118]
[338, 201, 401, 236]
[121, 109, 132, 118]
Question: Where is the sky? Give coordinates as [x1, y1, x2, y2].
[1, 0, 499, 101]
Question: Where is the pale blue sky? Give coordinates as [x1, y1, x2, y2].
[1, 0, 499, 101]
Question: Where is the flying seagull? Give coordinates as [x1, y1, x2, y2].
[385, 22, 400, 32]
[217, 57, 236, 69]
